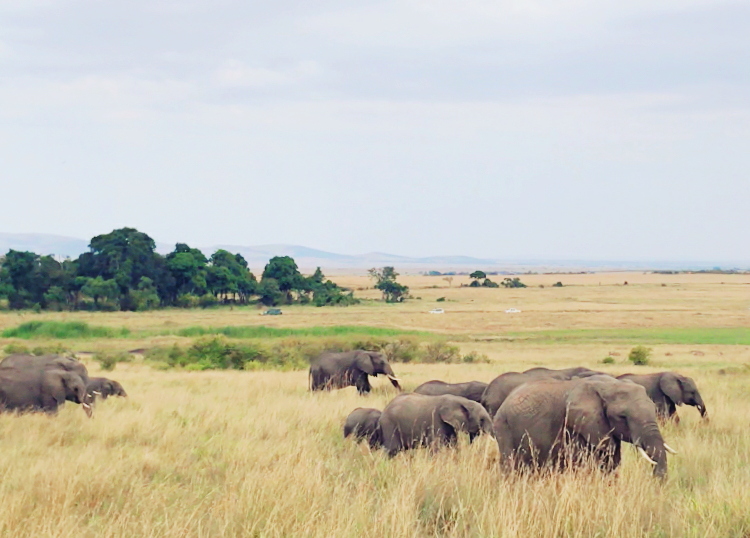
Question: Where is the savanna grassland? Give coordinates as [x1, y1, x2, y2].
[0, 272, 749, 537]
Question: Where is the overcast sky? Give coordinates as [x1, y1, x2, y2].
[1, 0, 748, 261]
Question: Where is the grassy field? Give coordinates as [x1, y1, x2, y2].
[0, 272, 749, 536]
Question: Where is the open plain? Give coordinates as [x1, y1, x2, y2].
[0, 272, 749, 537]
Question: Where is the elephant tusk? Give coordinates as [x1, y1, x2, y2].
[92, 391, 102, 396]
[638, 447, 657, 465]
[387, 375, 401, 382]
[664, 443, 678, 455]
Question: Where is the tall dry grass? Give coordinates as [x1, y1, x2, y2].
[0, 358, 747, 537]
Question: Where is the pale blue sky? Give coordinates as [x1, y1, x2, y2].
[1, 0, 748, 261]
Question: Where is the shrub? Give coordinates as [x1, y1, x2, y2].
[4, 343, 30, 355]
[553, 282, 564, 287]
[382, 338, 421, 363]
[422, 342, 461, 363]
[436, 297, 445, 302]
[94, 351, 131, 371]
[628, 346, 652, 366]
[601, 356, 615, 364]
[461, 351, 490, 364]
[176, 294, 201, 308]
[198, 294, 219, 308]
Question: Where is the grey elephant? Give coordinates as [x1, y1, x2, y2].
[414, 380, 488, 403]
[0, 354, 90, 384]
[343, 407, 382, 448]
[494, 376, 675, 478]
[481, 367, 606, 417]
[617, 372, 707, 422]
[309, 350, 401, 395]
[0, 367, 92, 417]
[86, 377, 128, 401]
[379, 393, 494, 457]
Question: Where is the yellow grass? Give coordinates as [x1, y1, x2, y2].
[0, 272, 748, 536]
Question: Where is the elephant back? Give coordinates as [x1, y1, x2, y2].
[0, 354, 89, 384]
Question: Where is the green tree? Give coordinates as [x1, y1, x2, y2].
[368, 267, 409, 303]
[80, 276, 120, 310]
[257, 278, 284, 306]
[469, 270, 487, 280]
[207, 249, 257, 303]
[76, 228, 174, 310]
[262, 256, 305, 303]
[166, 244, 208, 300]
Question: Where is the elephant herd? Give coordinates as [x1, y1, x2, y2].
[311, 350, 708, 479]
[0, 354, 127, 417]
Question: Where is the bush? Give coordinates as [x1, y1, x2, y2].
[382, 338, 421, 363]
[628, 346, 652, 366]
[422, 342, 461, 363]
[553, 282, 564, 287]
[436, 297, 445, 302]
[4, 343, 30, 355]
[461, 351, 490, 364]
[176, 294, 201, 308]
[94, 351, 131, 371]
[601, 356, 615, 364]
[199, 294, 219, 308]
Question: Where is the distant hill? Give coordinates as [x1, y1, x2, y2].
[0, 233, 498, 269]
[0, 233, 89, 258]
[0, 233, 746, 272]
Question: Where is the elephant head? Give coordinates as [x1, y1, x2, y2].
[566, 377, 672, 478]
[60, 372, 94, 418]
[355, 351, 401, 390]
[660, 373, 707, 419]
[439, 397, 494, 442]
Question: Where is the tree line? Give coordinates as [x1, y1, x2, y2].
[0, 228, 357, 311]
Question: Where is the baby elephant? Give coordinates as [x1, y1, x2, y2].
[86, 377, 127, 401]
[379, 393, 494, 457]
[343, 407, 382, 448]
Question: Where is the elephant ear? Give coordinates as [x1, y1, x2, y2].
[659, 373, 683, 406]
[566, 381, 613, 447]
[354, 352, 376, 375]
[438, 400, 470, 432]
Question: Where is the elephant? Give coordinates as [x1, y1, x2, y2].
[86, 377, 127, 401]
[0, 367, 93, 417]
[481, 367, 606, 417]
[494, 376, 674, 478]
[617, 372, 707, 422]
[309, 350, 401, 395]
[343, 407, 382, 448]
[0, 354, 90, 384]
[379, 393, 494, 457]
[413, 380, 488, 403]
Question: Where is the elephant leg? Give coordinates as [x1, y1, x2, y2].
[494, 416, 518, 471]
[355, 374, 372, 395]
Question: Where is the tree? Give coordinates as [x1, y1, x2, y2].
[368, 266, 409, 303]
[305, 267, 358, 307]
[442, 276, 453, 287]
[469, 270, 486, 281]
[166, 243, 208, 300]
[80, 276, 120, 310]
[262, 256, 305, 303]
[76, 228, 174, 310]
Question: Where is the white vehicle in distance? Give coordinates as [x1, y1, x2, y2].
[429, 308, 445, 314]
[505, 308, 521, 313]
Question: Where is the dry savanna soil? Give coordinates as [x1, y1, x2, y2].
[0, 272, 749, 537]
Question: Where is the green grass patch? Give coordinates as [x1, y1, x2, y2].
[2, 321, 130, 339]
[502, 327, 750, 345]
[173, 325, 427, 339]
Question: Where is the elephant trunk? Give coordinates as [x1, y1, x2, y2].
[383, 364, 402, 391]
[638, 423, 668, 479]
[695, 397, 708, 419]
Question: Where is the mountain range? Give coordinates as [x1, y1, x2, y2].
[0, 233, 746, 272]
